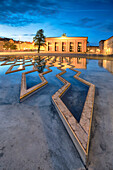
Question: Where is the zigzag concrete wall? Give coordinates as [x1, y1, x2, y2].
[52, 66, 95, 165]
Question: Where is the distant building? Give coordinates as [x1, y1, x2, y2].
[0, 37, 38, 51]
[99, 36, 113, 55]
[104, 36, 113, 55]
[0, 37, 12, 51]
[14, 41, 36, 50]
[45, 34, 88, 53]
[99, 40, 105, 54]
[0, 41, 4, 51]
[87, 46, 100, 53]
[0, 34, 88, 53]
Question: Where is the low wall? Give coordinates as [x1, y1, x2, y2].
[0, 51, 113, 58]
[52, 66, 95, 166]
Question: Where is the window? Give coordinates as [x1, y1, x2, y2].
[62, 42, 66, 52]
[78, 42, 82, 52]
[48, 42, 52, 51]
[55, 42, 59, 51]
[70, 42, 74, 52]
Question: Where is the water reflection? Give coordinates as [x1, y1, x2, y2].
[18, 65, 23, 70]
[34, 56, 46, 73]
[98, 60, 113, 74]
[45, 56, 87, 69]
[0, 56, 87, 70]
[69, 57, 86, 69]
[2, 55, 113, 75]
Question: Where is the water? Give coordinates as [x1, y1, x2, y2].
[26, 68, 47, 89]
[61, 68, 89, 122]
[0, 56, 113, 122]
[24, 61, 32, 65]
[12, 65, 22, 71]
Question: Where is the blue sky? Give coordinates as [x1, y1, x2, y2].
[0, 0, 113, 45]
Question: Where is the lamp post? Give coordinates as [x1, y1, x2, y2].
[19, 36, 21, 50]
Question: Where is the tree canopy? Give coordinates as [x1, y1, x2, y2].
[33, 29, 46, 53]
[3, 42, 17, 50]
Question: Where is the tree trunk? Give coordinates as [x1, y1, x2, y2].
[38, 44, 40, 53]
[38, 47, 39, 53]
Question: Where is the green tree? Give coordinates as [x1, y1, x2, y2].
[3, 42, 17, 50]
[33, 29, 46, 53]
[3, 42, 10, 50]
[10, 43, 17, 50]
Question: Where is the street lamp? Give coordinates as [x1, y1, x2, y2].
[19, 36, 21, 50]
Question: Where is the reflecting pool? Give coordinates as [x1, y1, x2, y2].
[0, 56, 113, 122]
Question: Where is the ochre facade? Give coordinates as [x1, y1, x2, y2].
[87, 46, 100, 53]
[0, 38, 39, 51]
[104, 36, 113, 55]
[99, 36, 113, 55]
[0, 35, 88, 53]
[99, 40, 105, 54]
[45, 35, 88, 53]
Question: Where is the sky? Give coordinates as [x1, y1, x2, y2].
[0, 0, 113, 45]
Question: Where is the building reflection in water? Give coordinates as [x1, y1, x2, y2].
[69, 57, 86, 69]
[46, 56, 87, 69]
[98, 60, 113, 74]
[18, 64, 23, 69]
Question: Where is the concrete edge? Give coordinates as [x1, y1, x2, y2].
[52, 66, 95, 166]
[20, 64, 52, 101]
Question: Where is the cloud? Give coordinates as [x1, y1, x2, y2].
[105, 22, 113, 32]
[61, 17, 102, 28]
[0, 0, 112, 29]
[100, 22, 113, 32]
[12, 33, 36, 36]
[80, 18, 94, 25]
[23, 34, 36, 36]
[86, 0, 110, 2]
[0, 0, 58, 26]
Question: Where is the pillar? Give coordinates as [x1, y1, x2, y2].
[60, 41, 62, 52]
[75, 40, 78, 53]
[82, 40, 84, 52]
[66, 40, 69, 52]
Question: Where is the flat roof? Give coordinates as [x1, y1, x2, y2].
[99, 36, 113, 43]
[99, 40, 105, 43]
[106, 36, 113, 41]
[46, 36, 88, 39]
[87, 46, 99, 47]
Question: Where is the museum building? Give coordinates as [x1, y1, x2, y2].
[45, 34, 88, 53]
